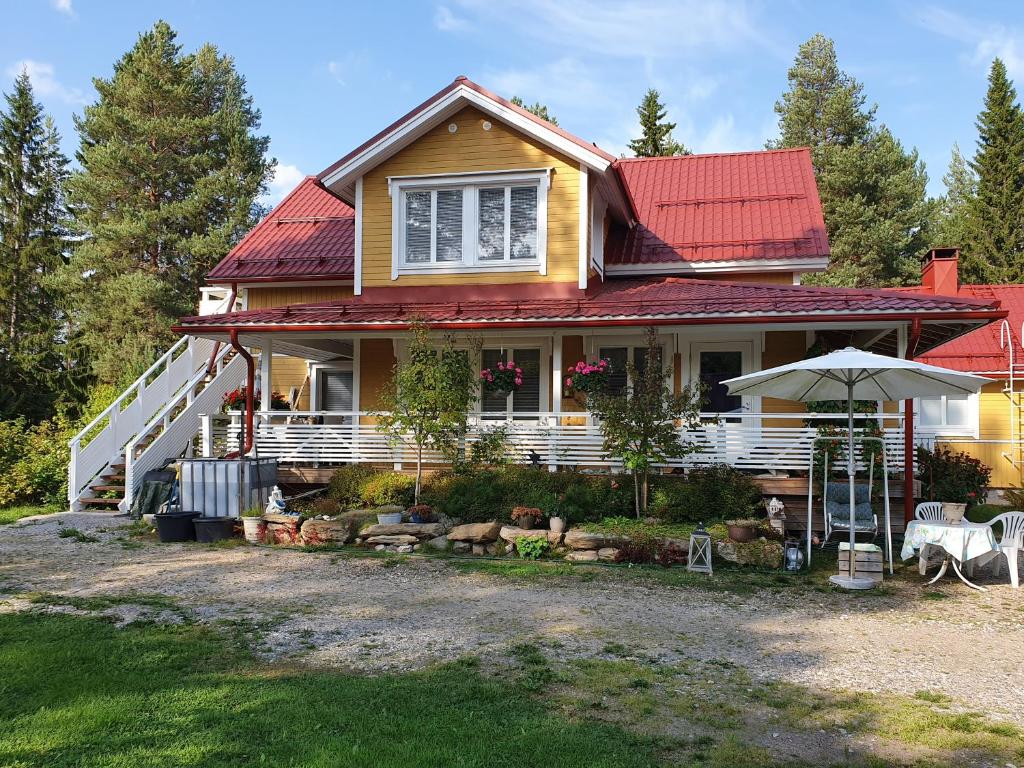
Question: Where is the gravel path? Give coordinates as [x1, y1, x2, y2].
[2, 511, 1023, 727]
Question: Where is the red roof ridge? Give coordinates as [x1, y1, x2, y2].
[614, 147, 812, 164]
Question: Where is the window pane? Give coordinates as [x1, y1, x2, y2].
[920, 397, 942, 426]
[945, 395, 970, 426]
[633, 346, 663, 383]
[321, 371, 353, 411]
[700, 351, 742, 413]
[435, 189, 463, 262]
[511, 349, 541, 416]
[478, 187, 505, 261]
[404, 190, 431, 263]
[599, 347, 628, 395]
[481, 348, 507, 415]
[510, 186, 537, 260]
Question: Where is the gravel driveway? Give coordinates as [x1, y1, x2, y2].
[2, 511, 1023, 728]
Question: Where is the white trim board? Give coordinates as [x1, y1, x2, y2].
[604, 257, 829, 276]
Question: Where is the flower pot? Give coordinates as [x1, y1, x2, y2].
[549, 516, 565, 534]
[410, 513, 427, 524]
[194, 516, 237, 543]
[241, 516, 266, 543]
[518, 516, 537, 530]
[942, 503, 967, 524]
[727, 523, 757, 543]
[154, 510, 199, 542]
[377, 512, 403, 525]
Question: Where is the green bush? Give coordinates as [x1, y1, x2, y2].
[916, 445, 990, 507]
[360, 472, 416, 508]
[656, 465, 763, 524]
[326, 464, 380, 507]
[0, 414, 75, 508]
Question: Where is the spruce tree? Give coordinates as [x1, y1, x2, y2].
[0, 70, 69, 420]
[629, 89, 689, 157]
[62, 21, 274, 384]
[932, 145, 991, 282]
[969, 58, 1024, 282]
[510, 96, 558, 125]
[771, 34, 930, 287]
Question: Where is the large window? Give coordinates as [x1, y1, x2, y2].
[393, 171, 547, 275]
[480, 347, 541, 419]
[597, 345, 665, 395]
[918, 394, 977, 437]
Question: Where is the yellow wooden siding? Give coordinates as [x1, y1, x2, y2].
[698, 271, 796, 285]
[359, 339, 396, 420]
[270, 356, 310, 410]
[361, 106, 580, 287]
[761, 331, 808, 427]
[937, 381, 1021, 488]
[247, 286, 353, 309]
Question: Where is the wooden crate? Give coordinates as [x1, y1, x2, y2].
[838, 543, 883, 583]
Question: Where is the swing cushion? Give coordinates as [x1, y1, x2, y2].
[825, 483, 875, 526]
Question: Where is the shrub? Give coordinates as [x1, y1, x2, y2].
[0, 413, 76, 508]
[360, 472, 416, 508]
[326, 465, 379, 507]
[308, 497, 342, 518]
[515, 535, 549, 560]
[656, 465, 763, 524]
[916, 445, 990, 507]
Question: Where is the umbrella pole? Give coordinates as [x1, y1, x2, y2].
[848, 380, 857, 580]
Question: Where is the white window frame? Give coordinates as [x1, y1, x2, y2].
[389, 169, 550, 278]
[309, 361, 357, 413]
[915, 393, 979, 439]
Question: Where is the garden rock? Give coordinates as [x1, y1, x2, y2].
[364, 534, 418, 546]
[300, 519, 354, 546]
[263, 513, 302, 545]
[499, 526, 563, 546]
[472, 543, 486, 556]
[716, 538, 784, 568]
[564, 530, 629, 550]
[360, 522, 444, 539]
[447, 522, 501, 543]
[452, 541, 471, 554]
[597, 547, 621, 561]
[565, 550, 598, 562]
[396, 544, 414, 554]
[425, 535, 448, 550]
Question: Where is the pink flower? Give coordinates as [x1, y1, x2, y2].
[565, 377, 573, 388]
[514, 377, 523, 386]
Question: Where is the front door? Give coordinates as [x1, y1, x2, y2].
[691, 342, 753, 461]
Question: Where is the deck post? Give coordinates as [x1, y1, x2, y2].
[259, 337, 272, 414]
[904, 319, 922, 523]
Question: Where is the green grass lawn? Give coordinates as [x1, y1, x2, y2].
[0, 505, 59, 525]
[0, 611, 660, 768]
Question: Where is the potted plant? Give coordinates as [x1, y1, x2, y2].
[408, 503, 433, 524]
[241, 506, 265, 543]
[549, 511, 566, 534]
[480, 360, 523, 396]
[565, 358, 612, 396]
[511, 506, 543, 530]
[726, 518, 762, 543]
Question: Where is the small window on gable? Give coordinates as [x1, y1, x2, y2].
[393, 170, 548, 277]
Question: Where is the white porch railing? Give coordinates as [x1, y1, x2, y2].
[199, 411, 907, 473]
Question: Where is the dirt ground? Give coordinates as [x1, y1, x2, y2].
[2, 510, 1022, 737]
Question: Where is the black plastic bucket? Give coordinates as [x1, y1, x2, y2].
[154, 510, 200, 542]
[194, 517, 237, 543]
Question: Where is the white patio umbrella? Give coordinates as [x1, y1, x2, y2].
[722, 347, 989, 589]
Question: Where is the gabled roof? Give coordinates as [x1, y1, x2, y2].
[319, 76, 618, 204]
[903, 284, 1024, 375]
[177, 276, 1004, 356]
[606, 149, 829, 271]
[207, 177, 354, 284]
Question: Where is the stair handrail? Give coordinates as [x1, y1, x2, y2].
[123, 341, 239, 506]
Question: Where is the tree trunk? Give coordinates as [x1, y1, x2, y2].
[640, 471, 649, 516]
[415, 442, 423, 505]
[633, 471, 641, 519]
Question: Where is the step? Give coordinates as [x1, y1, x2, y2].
[79, 497, 122, 507]
[102, 474, 126, 482]
[90, 484, 125, 493]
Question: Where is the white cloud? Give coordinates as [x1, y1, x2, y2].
[918, 6, 1024, 78]
[51, 0, 74, 16]
[434, 5, 469, 32]
[5, 60, 86, 104]
[326, 51, 370, 86]
[450, 0, 779, 60]
[262, 163, 305, 208]
[484, 57, 603, 110]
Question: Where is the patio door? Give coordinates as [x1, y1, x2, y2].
[317, 369, 353, 424]
[691, 342, 753, 462]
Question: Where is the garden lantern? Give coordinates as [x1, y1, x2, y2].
[687, 524, 712, 574]
[766, 496, 786, 536]
[784, 538, 805, 572]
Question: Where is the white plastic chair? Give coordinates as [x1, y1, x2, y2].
[989, 511, 1024, 588]
[914, 502, 945, 575]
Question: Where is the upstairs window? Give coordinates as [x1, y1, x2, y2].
[392, 170, 548, 276]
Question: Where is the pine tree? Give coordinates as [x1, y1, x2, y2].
[0, 70, 69, 421]
[62, 21, 273, 384]
[510, 96, 558, 125]
[932, 144, 991, 282]
[969, 58, 1024, 282]
[771, 34, 930, 287]
[629, 89, 689, 157]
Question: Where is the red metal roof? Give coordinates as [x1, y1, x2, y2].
[207, 177, 354, 283]
[177, 277, 1001, 337]
[607, 149, 829, 267]
[903, 284, 1024, 375]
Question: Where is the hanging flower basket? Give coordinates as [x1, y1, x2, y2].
[480, 360, 523, 395]
[565, 359, 612, 395]
[222, 388, 290, 412]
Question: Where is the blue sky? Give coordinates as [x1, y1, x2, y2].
[3, 0, 1023, 203]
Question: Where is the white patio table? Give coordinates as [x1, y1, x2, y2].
[901, 520, 1000, 592]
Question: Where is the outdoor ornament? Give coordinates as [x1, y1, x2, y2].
[784, 538, 805, 572]
[687, 524, 713, 574]
[766, 496, 786, 536]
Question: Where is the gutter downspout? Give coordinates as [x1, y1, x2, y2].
[904, 318, 922, 524]
[228, 328, 255, 457]
[206, 283, 238, 375]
